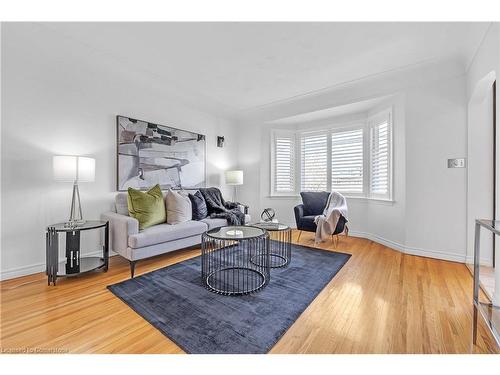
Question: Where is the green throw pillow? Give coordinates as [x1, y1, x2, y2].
[127, 185, 166, 230]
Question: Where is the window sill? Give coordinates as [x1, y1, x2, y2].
[267, 194, 395, 204]
[346, 196, 395, 205]
[267, 194, 301, 199]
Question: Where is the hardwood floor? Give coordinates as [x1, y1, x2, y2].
[1, 230, 498, 354]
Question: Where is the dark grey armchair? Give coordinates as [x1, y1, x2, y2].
[294, 191, 348, 244]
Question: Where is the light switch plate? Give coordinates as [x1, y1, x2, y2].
[447, 158, 466, 168]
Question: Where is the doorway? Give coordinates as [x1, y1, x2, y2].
[467, 72, 497, 300]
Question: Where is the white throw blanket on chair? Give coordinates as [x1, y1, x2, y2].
[314, 191, 348, 243]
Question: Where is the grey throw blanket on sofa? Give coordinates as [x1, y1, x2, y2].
[198, 187, 245, 226]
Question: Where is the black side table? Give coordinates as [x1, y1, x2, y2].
[251, 223, 292, 268]
[46, 220, 109, 286]
[201, 226, 270, 295]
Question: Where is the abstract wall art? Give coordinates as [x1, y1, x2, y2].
[117, 115, 206, 191]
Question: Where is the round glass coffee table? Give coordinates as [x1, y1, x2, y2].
[251, 223, 292, 268]
[201, 226, 270, 296]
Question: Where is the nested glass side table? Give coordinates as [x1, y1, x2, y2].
[251, 223, 292, 268]
[473, 219, 500, 347]
[201, 226, 270, 295]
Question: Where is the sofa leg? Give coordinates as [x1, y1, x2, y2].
[129, 260, 136, 278]
[297, 230, 302, 242]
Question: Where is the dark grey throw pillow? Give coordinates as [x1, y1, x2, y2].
[188, 190, 208, 220]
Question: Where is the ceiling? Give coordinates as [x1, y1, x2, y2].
[42, 22, 490, 116]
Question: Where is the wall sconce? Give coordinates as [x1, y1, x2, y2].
[217, 136, 225, 148]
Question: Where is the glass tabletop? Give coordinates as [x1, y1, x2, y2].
[252, 222, 290, 231]
[205, 225, 266, 240]
[47, 220, 107, 232]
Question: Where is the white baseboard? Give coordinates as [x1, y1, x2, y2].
[349, 230, 405, 252]
[403, 245, 466, 263]
[347, 230, 467, 263]
[288, 226, 468, 263]
[0, 251, 117, 281]
[464, 255, 494, 266]
[0, 262, 47, 281]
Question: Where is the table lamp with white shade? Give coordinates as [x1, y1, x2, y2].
[53, 155, 95, 227]
[225, 170, 243, 202]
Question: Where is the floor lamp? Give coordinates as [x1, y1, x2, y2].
[225, 170, 243, 202]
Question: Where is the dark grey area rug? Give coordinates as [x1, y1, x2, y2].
[107, 243, 351, 354]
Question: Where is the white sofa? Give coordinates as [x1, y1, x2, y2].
[101, 191, 251, 277]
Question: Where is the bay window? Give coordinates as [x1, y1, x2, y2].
[300, 133, 328, 191]
[271, 131, 296, 194]
[271, 108, 393, 200]
[369, 112, 392, 199]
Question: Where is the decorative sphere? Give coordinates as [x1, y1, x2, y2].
[260, 208, 276, 222]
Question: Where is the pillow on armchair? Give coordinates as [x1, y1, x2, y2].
[300, 191, 330, 216]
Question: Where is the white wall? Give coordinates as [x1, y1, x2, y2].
[466, 23, 500, 265]
[467, 78, 495, 264]
[466, 24, 500, 97]
[0, 23, 238, 279]
[404, 77, 467, 260]
[237, 63, 468, 262]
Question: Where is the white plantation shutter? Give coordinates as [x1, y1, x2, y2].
[369, 113, 391, 199]
[270, 108, 392, 200]
[273, 132, 296, 193]
[301, 133, 328, 191]
[331, 128, 364, 193]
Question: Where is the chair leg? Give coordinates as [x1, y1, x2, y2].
[345, 225, 349, 237]
[332, 234, 338, 247]
[297, 230, 302, 242]
[129, 260, 136, 278]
